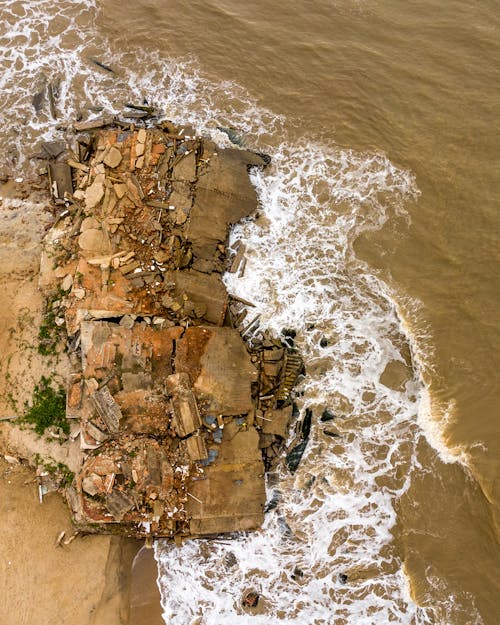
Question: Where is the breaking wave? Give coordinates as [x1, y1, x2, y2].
[0, 1, 482, 623]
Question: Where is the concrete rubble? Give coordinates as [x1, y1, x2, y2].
[38, 116, 304, 540]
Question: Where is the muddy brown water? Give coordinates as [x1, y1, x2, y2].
[1, 0, 499, 623]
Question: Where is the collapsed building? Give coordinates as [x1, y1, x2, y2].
[39, 116, 304, 539]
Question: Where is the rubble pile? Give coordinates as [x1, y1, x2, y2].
[39, 116, 304, 539]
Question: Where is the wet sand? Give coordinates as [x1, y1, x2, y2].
[0, 457, 164, 625]
[130, 547, 164, 625]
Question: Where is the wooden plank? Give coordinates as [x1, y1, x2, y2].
[166, 373, 201, 437]
[91, 386, 122, 433]
[186, 434, 208, 461]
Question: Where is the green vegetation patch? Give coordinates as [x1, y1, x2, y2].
[33, 453, 75, 487]
[23, 376, 68, 435]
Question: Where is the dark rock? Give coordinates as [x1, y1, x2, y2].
[281, 328, 296, 348]
[264, 489, 281, 513]
[41, 141, 66, 159]
[291, 567, 304, 581]
[320, 409, 336, 422]
[124, 103, 155, 114]
[216, 126, 245, 147]
[32, 87, 45, 113]
[324, 429, 340, 438]
[255, 152, 271, 166]
[223, 551, 238, 569]
[301, 408, 312, 439]
[242, 591, 260, 608]
[338, 573, 348, 584]
[319, 337, 328, 348]
[286, 439, 308, 473]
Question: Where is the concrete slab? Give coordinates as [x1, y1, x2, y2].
[186, 424, 265, 535]
[175, 326, 257, 416]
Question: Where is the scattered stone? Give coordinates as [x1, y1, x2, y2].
[103, 146, 122, 168]
[78, 228, 111, 255]
[73, 116, 114, 132]
[113, 183, 127, 199]
[84, 180, 105, 210]
[48, 162, 73, 200]
[61, 273, 73, 292]
[80, 216, 100, 232]
[105, 489, 134, 522]
[82, 473, 103, 496]
[3, 454, 20, 465]
[42, 141, 66, 159]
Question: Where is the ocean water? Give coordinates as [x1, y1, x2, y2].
[1, 0, 499, 623]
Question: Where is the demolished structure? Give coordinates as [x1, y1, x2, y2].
[39, 117, 304, 539]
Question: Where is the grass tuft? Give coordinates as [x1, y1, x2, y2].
[23, 376, 68, 435]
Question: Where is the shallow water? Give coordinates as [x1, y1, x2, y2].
[1, 0, 499, 623]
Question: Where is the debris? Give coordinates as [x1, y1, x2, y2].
[103, 146, 122, 168]
[167, 373, 202, 437]
[285, 439, 308, 473]
[38, 121, 304, 540]
[105, 489, 134, 521]
[186, 435, 208, 462]
[63, 531, 79, 546]
[3, 454, 20, 465]
[276, 352, 304, 404]
[90, 386, 122, 433]
[47, 82, 58, 119]
[242, 590, 260, 608]
[42, 141, 66, 159]
[125, 103, 155, 114]
[55, 531, 66, 548]
[73, 116, 114, 132]
[48, 162, 73, 200]
[89, 58, 115, 74]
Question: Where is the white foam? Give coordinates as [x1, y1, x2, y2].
[391, 297, 470, 466]
[154, 136, 437, 623]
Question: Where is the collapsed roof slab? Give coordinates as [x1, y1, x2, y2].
[175, 326, 258, 416]
[186, 423, 265, 535]
[165, 269, 228, 326]
[188, 149, 267, 261]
